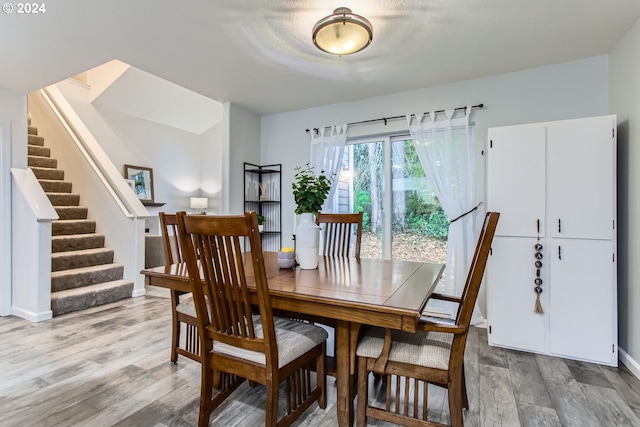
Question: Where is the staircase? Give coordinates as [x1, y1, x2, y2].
[27, 121, 133, 316]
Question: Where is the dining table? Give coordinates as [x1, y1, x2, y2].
[142, 253, 445, 427]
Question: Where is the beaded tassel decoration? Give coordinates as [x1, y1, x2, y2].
[534, 219, 544, 314]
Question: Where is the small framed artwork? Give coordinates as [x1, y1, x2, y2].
[124, 164, 154, 203]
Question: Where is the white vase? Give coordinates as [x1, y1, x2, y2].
[296, 212, 319, 269]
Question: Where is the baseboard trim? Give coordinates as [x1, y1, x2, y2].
[11, 306, 52, 322]
[619, 348, 640, 379]
[131, 288, 146, 297]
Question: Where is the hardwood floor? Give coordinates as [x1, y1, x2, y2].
[1, 290, 639, 426]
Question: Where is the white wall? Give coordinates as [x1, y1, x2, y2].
[0, 88, 27, 316]
[610, 17, 640, 374]
[224, 103, 261, 214]
[261, 55, 609, 316]
[200, 122, 223, 213]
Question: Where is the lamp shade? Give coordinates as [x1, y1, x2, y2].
[313, 7, 372, 55]
[190, 197, 208, 210]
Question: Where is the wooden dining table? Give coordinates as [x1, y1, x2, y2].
[142, 253, 445, 427]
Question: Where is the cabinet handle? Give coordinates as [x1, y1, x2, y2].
[558, 218, 562, 233]
[558, 245, 562, 260]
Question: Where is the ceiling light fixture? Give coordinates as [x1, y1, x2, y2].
[312, 7, 373, 56]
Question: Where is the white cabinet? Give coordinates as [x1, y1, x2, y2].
[486, 115, 617, 366]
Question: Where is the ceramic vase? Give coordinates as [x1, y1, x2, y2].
[296, 212, 319, 269]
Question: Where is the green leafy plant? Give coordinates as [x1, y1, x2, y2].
[256, 213, 266, 225]
[292, 164, 332, 215]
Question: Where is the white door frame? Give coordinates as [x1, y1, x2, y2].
[0, 122, 12, 316]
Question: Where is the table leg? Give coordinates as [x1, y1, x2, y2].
[336, 320, 354, 427]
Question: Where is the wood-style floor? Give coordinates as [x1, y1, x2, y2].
[1, 290, 639, 427]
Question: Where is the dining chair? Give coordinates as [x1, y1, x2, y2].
[316, 211, 363, 258]
[355, 211, 500, 427]
[159, 211, 201, 364]
[176, 211, 327, 427]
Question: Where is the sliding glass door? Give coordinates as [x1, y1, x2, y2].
[330, 135, 447, 263]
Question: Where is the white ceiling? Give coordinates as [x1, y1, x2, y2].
[1, 0, 639, 116]
[91, 63, 223, 134]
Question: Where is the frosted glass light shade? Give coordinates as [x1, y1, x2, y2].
[313, 7, 372, 55]
[190, 197, 208, 210]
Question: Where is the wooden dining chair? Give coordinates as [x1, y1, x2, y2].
[316, 211, 363, 258]
[159, 211, 200, 364]
[355, 211, 500, 427]
[176, 211, 327, 427]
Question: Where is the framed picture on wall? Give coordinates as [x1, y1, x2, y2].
[124, 164, 154, 203]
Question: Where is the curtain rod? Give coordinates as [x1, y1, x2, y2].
[305, 103, 484, 134]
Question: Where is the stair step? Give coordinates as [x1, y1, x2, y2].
[52, 233, 105, 253]
[54, 206, 87, 220]
[50, 280, 133, 316]
[28, 155, 57, 169]
[51, 263, 125, 292]
[28, 126, 38, 136]
[51, 248, 114, 272]
[28, 145, 49, 157]
[52, 219, 96, 236]
[28, 134, 44, 146]
[40, 180, 72, 193]
[47, 192, 80, 206]
[30, 166, 64, 180]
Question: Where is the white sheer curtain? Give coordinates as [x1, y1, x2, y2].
[309, 124, 348, 212]
[407, 107, 483, 324]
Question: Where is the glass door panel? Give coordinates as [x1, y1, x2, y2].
[391, 139, 448, 263]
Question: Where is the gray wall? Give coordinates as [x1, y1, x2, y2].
[610, 17, 640, 371]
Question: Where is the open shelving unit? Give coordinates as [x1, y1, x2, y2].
[244, 162, 281, 252]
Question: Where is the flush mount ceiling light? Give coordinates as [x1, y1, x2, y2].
[312, 7, 373, 56]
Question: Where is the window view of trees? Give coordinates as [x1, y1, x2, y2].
[337, 138, 448, 263]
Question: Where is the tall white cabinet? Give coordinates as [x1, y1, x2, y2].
[486, 115, 617, 366]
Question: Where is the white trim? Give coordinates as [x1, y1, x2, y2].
[619, 347, 640, 379]
[0, 123, 11, 316]
[131, 286, 146, 298]
[11, 306, 52, 322]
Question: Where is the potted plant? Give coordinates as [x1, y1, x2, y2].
[292, 164, 332, 215]
[257, 213, 266, 232]
[292, 164, 332, 269]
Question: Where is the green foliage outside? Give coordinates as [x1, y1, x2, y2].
[350, 140, 449, 240]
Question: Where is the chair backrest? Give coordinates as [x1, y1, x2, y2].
[455, 211, 500, 330]
[159, 211, 184, 265]
[316, 212, 363, 258]
[176, 211, 277, 364]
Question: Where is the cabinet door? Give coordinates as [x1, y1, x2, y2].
[487, 236, 546, 353]
[547, 115, 616, 240]
[487, 124, 546, 237]
[549, 238, 616, 365]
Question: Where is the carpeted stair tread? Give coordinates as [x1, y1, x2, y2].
[51, 263, 125, 292]
[52, 219, 96, 235]
[47, 192, 80, 206]
[30, 166, 64, 180]
[52, 233, 105, 252]
[40, 180, 73, 193]
[28, 125, 38, 135]
[28, 145, 49, 156]
[50, 280, 133, 316]
[51, 247, 114, 272]
[28, 155, 57, 168]
[54, 206, 88, 220]
[28, 134, 44, 145]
